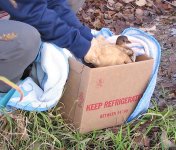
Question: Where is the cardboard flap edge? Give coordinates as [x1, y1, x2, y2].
[69, 57, 90, 73]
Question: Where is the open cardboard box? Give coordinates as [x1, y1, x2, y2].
[59, 55, 154, 133]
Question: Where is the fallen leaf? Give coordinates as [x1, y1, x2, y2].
[172, 1, 176, 6]
[171, 28, 176, 36]
[107, 0, 115, 4]
[106, 3, 114, 10]
[146, 0, 154, 7]
[161, 130, 176, 148]
[135, 0, 147, 6]
[92, 19, 103, 29]
[122, 0, 135, 3]
[161, 82, 176, 88]
[140, 25, 156, 35]
[161, 3, 173, 10]
[167, 63, 176, 78]
[133, 133, 150, 147]
[168, 92, 176, 99]
[135, 8, 144, 16]
[114, 2, 123, 11]
[134, 18, 143, 26]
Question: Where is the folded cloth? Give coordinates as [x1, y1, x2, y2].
[5, 43, 69, 111]
[0, 28, 161, 124]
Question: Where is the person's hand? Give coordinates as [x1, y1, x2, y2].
[84, 37, 101, 66]
[84, 36, 133, 67]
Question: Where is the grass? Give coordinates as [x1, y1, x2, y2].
[0, 99, 176, 150]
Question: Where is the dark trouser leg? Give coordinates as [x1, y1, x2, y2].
[0, 20, 41, 92]
[67, 0, 86, 12]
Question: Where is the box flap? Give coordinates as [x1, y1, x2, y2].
[60, 58, 91, 128]
[69, 58, 89, 73]
[73, 67, 92, 127]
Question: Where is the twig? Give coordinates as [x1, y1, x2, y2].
[0, 76, 23, 101]
[0, 132, 15, 149]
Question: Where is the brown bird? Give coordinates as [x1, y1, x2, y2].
[84, 35, 134, 67]
[116, 35, 134, 57]
[116, 35, 131, 45]
[91, 36, 133, 67]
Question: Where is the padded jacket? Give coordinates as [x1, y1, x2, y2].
[0, 0, 93, 59]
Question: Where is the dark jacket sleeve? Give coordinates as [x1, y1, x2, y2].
[0, 0, 92, 59]
[47, 0, 93, 41]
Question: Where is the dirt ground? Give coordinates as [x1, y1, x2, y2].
[153, 14, 176, 108]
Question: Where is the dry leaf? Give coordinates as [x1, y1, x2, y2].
[171, 28, 176, 36]
[115, 2, 123, 11]
[172, 1, 176, 6]
[135, 0, 147, 6]
[107, 0, 115, 4]
[122, 0, 135, 3]
[168, 92, 176, 99]
[161, 82, 176, 88]
[92, 19, 103, 29]
[167, 55, 176, 77]
[161, 130, 176, 148]
[146, 0, 154, 7]
[140, 25, 156, 35]
[107, 3, 114, 10]
[133, 133, 150, 147]
[135, 8, 144, 16]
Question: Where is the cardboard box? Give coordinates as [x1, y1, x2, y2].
[59, 55, 154, 133]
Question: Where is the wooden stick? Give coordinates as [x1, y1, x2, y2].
[0, 76, 24, 101]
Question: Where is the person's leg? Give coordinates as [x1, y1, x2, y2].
[0, 20, 41, 92]
[67, 0, 85, 12]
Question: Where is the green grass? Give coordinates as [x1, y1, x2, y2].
[0, 100, 175, 150]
